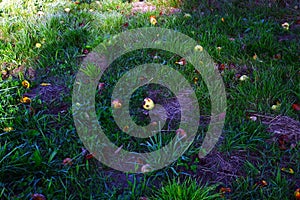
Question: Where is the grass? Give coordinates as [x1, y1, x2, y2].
[150, 178, 220, 200]
[0, 0, 300, 199]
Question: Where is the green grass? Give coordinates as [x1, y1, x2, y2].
[150, 178, 220, 200]
[0, 0, 300, 199]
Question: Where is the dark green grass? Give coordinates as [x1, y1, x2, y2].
[0, 0, 299, 199]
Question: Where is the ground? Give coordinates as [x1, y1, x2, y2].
[0, 0, 299, 199]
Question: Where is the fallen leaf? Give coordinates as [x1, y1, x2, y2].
[273, 53, 281, 59]
[255, 180, 268, 187]
[83, 49, 89, 54]
[20, 96, 31, 104]
[141, 164, 151, 173]
[193, 77, 199, 84]
[112, 99, 122, 109]
[218, 63, 225, 71]
[295, 188, 300, 200]
[63, 158, 72, 166]
[220, 187, 231, 193]
[175, 58, 186, 66]
[123, 22, 129, 28]
[32, 193, 46, 200]
[281, 167, 294, 174]
[3, 127, 14, 132]
[292, 103, 300, 111]
[22, 80, 30, 88]
[40, 83, 51, 86]
[219, 187, 231, 198]
[253, 53, 258, 60]
[86, 153, 95, 160]
[150, 16, 157, 25]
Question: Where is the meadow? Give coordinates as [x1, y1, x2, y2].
[0, 0, 299, 199]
